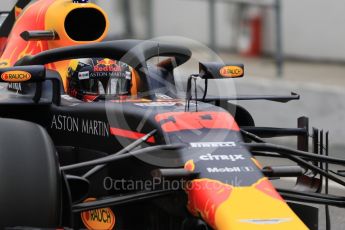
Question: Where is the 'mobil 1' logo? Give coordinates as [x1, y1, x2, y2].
[1, 71, 32, 82]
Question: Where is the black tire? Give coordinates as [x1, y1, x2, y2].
[0, 118, 61, 228]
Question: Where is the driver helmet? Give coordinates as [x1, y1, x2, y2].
[66, 58, 133, 102]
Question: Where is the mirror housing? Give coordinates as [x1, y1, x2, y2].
[0, 65, 62, 105]
[0, 65, 46, 83]
[199, 62, 244, 79]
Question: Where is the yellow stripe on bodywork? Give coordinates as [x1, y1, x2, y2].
[215, 179, 307, 230]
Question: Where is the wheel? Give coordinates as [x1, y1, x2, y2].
[0, 118, 61, 228]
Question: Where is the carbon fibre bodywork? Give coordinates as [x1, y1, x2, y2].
[0, 1, 329, 228]
[0, 39, 313, 229]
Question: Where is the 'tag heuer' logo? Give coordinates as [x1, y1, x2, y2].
[81, 198, 116, 230]
[219, 66, 244, 78]
[1, 71, 32, 82]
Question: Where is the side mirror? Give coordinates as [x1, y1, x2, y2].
[199, 62, 244, 79]
[0, 65, 46, 83]
[0, 65, 62, 105]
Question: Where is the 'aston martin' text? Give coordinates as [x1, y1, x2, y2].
[51, 115, 109, 137]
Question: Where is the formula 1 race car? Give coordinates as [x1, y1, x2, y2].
[0, 1, 344, 230]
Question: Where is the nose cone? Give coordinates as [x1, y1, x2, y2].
[186, 179, 233, 228]
[186, 178, 307, 230]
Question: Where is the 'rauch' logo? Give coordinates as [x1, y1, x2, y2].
[1, 71, 31, 82]
[219, 66, 244, 78]
[81, 198, 116, 230]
